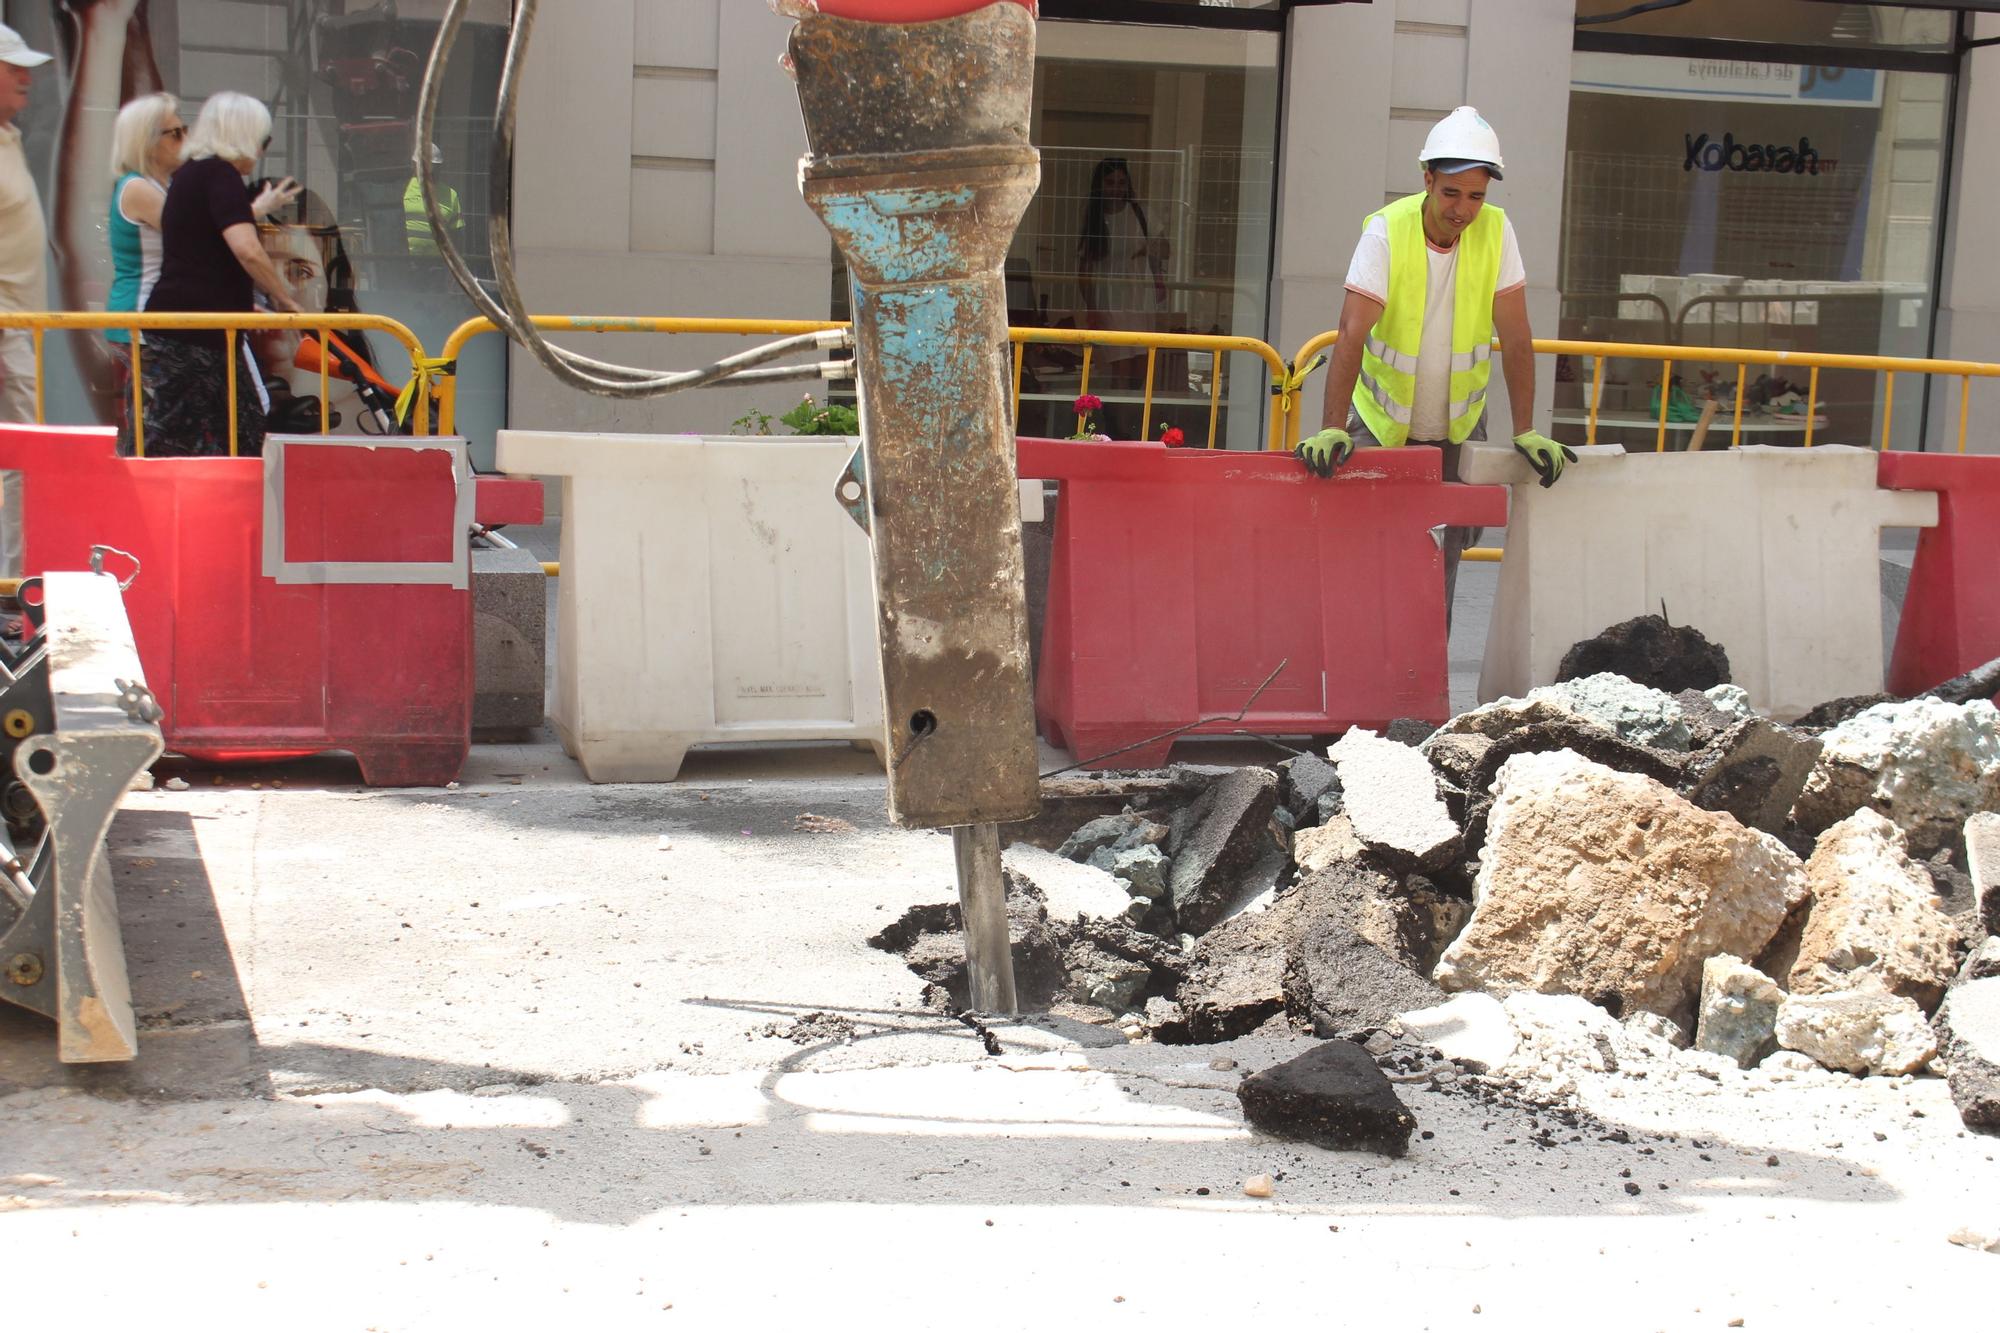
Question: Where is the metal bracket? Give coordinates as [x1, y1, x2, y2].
[88, 544, 141, 592]
[834, 442, 871, 535]
[0, 571, 164, 1062]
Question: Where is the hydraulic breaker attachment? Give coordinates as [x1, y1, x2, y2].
[787, 2, 1042, 1013]
[0, 571, 164, 1062]
[791, 3, 1042, 833]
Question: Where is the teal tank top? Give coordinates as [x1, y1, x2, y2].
[106, 172, 163, 345]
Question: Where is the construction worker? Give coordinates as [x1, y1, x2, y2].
[403, 141, 463, 257]
[1298, 106, 1573, 613]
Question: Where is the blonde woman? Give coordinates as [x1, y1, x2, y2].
[140, 91, 301, 456]
[104, 93, 181, 342]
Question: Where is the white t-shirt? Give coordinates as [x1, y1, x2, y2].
[0, 125, 47, 315]
[1344, 212, 1525, 441]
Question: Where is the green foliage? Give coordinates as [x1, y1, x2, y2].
[730, 407, 775, 436]
[781, 395, 860, 436]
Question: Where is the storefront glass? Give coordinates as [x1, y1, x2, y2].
[6, 0, 509, 458]
[830, 16, 1282, 450]
[1558, 1, 1956, 450]
[1012, 21, 1279, 449]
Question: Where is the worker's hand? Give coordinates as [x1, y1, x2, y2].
[1295, 427, 1354, 479]
[252, 176, 303, 221]
[1513, 430, 1577, 488]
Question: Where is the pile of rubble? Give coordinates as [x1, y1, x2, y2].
[872, 636, 2000, 1155]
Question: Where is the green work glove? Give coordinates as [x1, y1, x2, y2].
[1513, 430, 1577, 488]
[1295, 428, 1354, 479]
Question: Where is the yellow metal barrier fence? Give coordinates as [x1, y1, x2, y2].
[435, 316, 1297, 450]
[0, 311, 432, 457]
[1284, 330, 1999, 455]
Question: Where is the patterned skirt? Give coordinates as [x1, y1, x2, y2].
[137, 335, 266, 458]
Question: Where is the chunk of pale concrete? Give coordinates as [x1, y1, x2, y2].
[1967, 811, 2000, 938]
[1792, 698, 2000, 859]
[1535, 672, 1693, 751]
[1398, 993, 1519, 1073]
[1430, 693, 1591, 744]
[1292, 815, 1365, 875]
[1790, 809, 1965, 1013]
[1774, 989, 1937, 1077]
[1237, 1041, 1417, 1157]
[1435, 750, 1806, 1030]
[1002, 843, 1131, 924]
[1329, 729, 1459, 873]
[1694, 954, 1783, 1069]
[1935, 977, 2000, 1129]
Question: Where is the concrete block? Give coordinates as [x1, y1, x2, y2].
[1237, 1041, 1418, 1157]
[1329, 729, 1459, 874]
[1968, 811, 2000, 938]
[1463, 444, 1938, 719]
[494, 432, 884, 781]
[1937, 978, 2000, 1129]
[1680, 718, 1822, 836]
[1775, 989, 1937, 1077]
[1694, 954, 1782, 1070]
[472, 545, 548, 737]
[1399, 993, 1519, 1074]
[1167, 768, 1279, 935]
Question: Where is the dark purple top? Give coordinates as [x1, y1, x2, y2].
[145, 155, 256, 350]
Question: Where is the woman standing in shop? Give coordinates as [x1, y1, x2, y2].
[1075, 156, 1172, 439]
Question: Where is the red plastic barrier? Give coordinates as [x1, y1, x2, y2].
[1020, 440, 1509, 768]
[1879, 450, 2000, 699]
[0, 426, 540, 786]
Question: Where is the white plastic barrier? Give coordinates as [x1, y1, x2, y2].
[495, 432, 886, 780]
[1460, 442, 1937, 719]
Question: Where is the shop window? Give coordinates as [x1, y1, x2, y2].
[1558, 1, 1956, 450]
[832, 18, 1281, 450]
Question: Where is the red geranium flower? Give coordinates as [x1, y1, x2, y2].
[1161, 426, 1186, 447]
[1073, 393, 1103, 414]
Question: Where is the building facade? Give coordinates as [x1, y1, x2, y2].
[7, 1, 1998, 457]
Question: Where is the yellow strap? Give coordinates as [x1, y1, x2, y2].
[1276, 353, 1327, 396]
[396, 356, 455, 427]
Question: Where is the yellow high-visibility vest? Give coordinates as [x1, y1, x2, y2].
[404, 177, 462, 257]
[1354, 192, 1503, 447]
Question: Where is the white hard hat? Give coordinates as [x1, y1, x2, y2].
[1419, 106, 1504, 181]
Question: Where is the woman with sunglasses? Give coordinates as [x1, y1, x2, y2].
[100, 92, 179, 446]
[140, 91, 302, 456]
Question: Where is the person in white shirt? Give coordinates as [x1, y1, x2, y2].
[0, 23, 53, 580]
